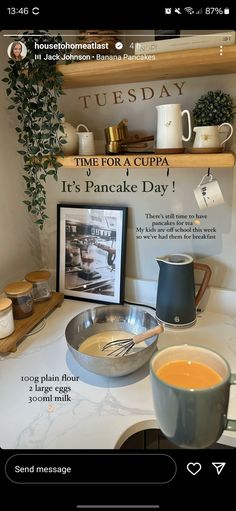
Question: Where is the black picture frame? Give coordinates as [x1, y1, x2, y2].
[57, 204, 127, 304]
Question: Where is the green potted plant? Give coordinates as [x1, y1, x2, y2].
[3, 30, 68, 229]
[192, 90, 235, 151]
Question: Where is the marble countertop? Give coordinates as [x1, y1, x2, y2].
[1, 292, 236, 450]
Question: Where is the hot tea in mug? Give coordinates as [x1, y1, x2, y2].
[156, 359, 222, 389]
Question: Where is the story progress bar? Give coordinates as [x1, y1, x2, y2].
[76, 506, 160, 509]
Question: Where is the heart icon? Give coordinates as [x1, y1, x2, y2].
[187, 462, 202, 475]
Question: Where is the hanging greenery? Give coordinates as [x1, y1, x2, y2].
[3, 30, 68, 229]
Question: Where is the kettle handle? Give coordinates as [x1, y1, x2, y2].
[194, 262, 212, 306]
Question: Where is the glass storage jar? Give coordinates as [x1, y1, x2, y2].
[4, 281, 34, 319]
[25, 270, 52, 302]
[0, 297, 15, 339]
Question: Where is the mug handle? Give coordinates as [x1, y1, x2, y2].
[193, 262, 212, 306]
[198, 172, 213, 187]
[76, 124, 89, 133]
[181, 110, 192, 142]
[218, 122, 234, 145]
[226, 374, 236, 431]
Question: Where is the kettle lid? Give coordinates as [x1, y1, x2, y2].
[156, 254, 193, 265]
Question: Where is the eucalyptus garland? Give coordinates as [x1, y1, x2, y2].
[3, 31, 68, 229]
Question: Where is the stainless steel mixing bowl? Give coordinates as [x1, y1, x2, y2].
[65, 304, 160, 377]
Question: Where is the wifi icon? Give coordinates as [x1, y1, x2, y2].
[184, 6, 195, 14]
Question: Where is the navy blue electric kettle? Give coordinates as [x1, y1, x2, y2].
[156, 254, 212, 328]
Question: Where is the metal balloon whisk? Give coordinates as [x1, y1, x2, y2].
[101, 324, 164, 357]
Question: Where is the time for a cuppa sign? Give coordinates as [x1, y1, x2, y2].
[73, 155, 169, 167]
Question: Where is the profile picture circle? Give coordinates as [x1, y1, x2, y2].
[7, 41, 27, 61]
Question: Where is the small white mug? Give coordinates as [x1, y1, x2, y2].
[194, 173, 224, 209]
[76, 124, 95, 155]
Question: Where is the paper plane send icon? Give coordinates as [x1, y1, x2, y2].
[212, 462, 226, 475]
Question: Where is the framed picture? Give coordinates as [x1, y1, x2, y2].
[57, 204, 127, 304]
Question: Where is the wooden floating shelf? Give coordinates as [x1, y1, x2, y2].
[58, 46, 236, 88]
[58, 153, 235, 169]
[0, 292, 64, 353]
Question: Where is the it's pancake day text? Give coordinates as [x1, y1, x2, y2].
[61, 180, 175, 196]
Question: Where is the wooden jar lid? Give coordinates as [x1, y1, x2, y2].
[4, 281, 33, 296]
[0, 297, 12, 312]
[25, 270, 51, 283]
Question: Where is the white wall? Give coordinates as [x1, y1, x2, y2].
[1, 30, 236, 292]
[0, 36, 42, 290]
[42, 72, 236, 291]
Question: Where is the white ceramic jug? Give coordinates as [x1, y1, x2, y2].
[155, 104, 191, 152]
[193, 123, 233, 150]
[57, 117, 78, 156]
